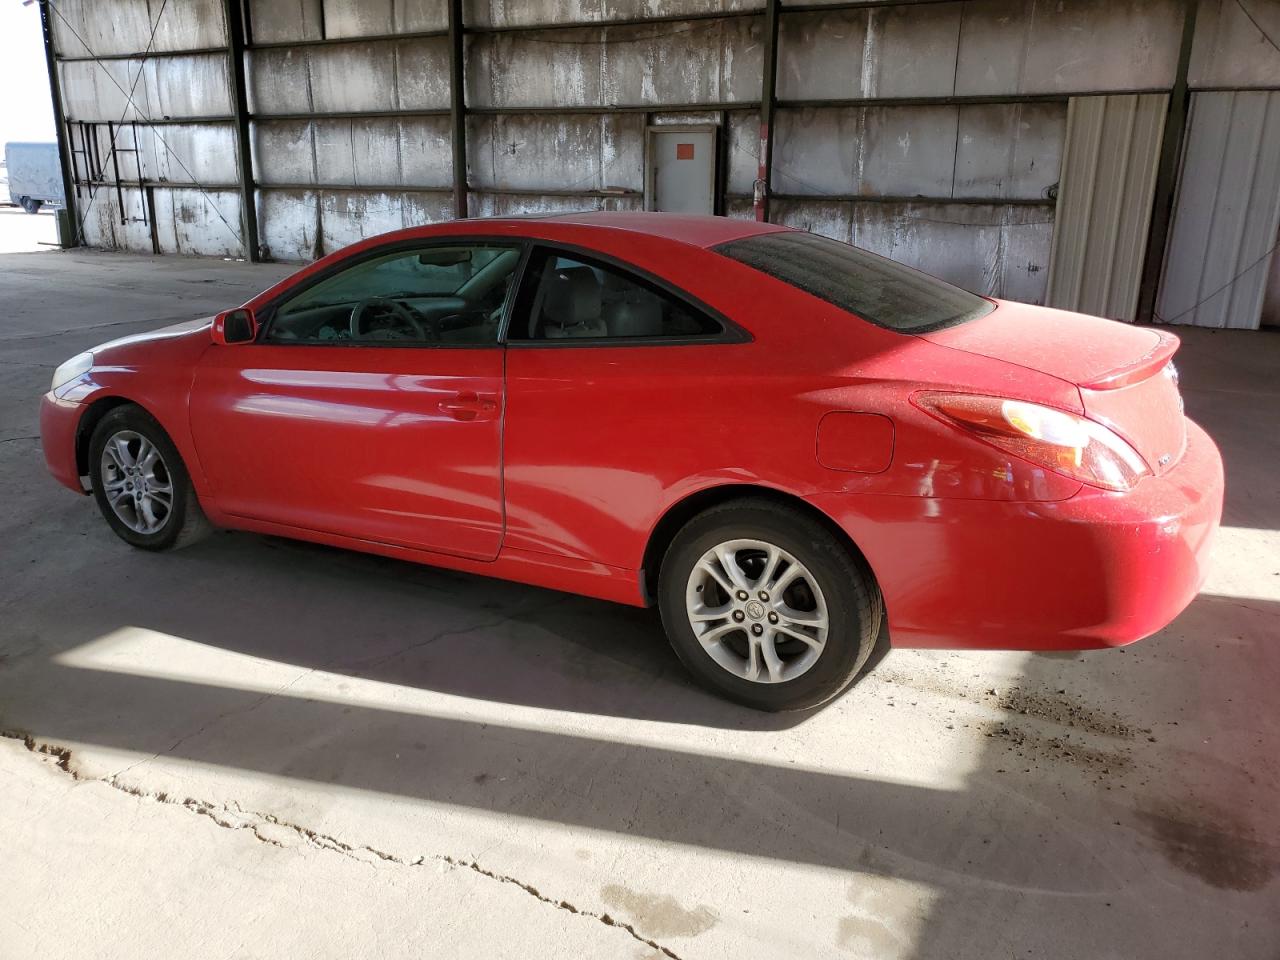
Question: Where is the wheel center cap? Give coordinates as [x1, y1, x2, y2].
[744, 600, 766, 621]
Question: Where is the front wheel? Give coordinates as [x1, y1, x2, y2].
[88, 404, 211, 550]
[658, 499, 882, 711]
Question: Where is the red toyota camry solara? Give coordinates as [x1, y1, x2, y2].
[40, 212, 1223, 710]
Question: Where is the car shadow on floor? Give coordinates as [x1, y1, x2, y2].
[17, 525, 890, 733]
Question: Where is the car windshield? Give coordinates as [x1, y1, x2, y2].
[286, 247, 507, 311]
[714, 231, 994, 333]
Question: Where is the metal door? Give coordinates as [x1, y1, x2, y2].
[1157, 90, 1280, 329]
[1045, 94, 1168, 322]
[647, 126, 716, 214]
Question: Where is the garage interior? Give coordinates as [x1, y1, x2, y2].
[2, 1, 1279, 958]
[37, 0, 1280, 330]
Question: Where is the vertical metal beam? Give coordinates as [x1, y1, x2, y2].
[145, 186, 161, 254]
[224, 0, 261, 261]
[1137, 0, 1198, 324]
[38, 0, 79, 247]
[755, 0, 780, 222]
[448, 0, 469, 220]
[108, 121, 124, 223]
[715, 109, 729, 217]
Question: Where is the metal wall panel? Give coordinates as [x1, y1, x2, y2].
[776, 6, 963, 100]
[1046, 93, 1167, 321]
[774, 200, 1055, 304]
[248, 39, 452, 116]
[467, 113, 643, 192]
[324, 0, 449, 37]
[773, 102, 1065, 200]
[247, 0, 324, 44]
[51, 0, 226, 57]
[466, 18, 762, 109]
[59, 55, 233, 120]
[79, 186, 244, 258]
[48, 0, 1271, 284]
[955, 0, 1183, 96]
[466, 1, 765, 29]
[1158, 90, 1280, 329]
[1189, 0, 1280, 90]
[725, 110, 760, 196]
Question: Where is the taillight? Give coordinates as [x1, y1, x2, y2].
[913, 392, 1150, 492]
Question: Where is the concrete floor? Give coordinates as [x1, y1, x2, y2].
[1, 247, 1277, 960]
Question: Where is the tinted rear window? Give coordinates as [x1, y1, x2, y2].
[715, 231, 994, 332]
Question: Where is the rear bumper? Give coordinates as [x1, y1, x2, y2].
[40, 392, 87, 494]
[815, 418, 1224, 650]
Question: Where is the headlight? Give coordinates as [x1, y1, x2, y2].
[51, 352, 93, 392]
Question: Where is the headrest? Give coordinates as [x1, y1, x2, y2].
[601, 270, 636, 297]
[604, 298, 664, 337]
[543, 266, 602, 327]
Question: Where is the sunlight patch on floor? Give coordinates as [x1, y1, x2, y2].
[1202, 526, 1280, 601]
[54, 626, 980, 790]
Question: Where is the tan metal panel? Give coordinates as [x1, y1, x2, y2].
[1046, 94, 1168, 321]
[1157, 90, 1280, 330]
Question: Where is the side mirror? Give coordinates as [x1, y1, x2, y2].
[212, 308, 257, 345]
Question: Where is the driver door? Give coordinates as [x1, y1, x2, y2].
[189, 239, 523, 561]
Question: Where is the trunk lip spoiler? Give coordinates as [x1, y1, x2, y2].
[1079, 330, 1180, 390]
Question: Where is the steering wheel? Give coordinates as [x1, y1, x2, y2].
[350, 297, 432, 340]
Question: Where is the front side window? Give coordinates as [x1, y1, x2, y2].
[715, 231, 994, 333]
[507, 250, 722, 342]
[265, 242, 524, 345]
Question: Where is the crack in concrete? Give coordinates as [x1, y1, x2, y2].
[343, 599, 568, 674]
[2, 729, 684, 960]
[0, 435, 40, 445]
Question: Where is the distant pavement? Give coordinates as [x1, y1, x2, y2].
[0, 206, 58, 254]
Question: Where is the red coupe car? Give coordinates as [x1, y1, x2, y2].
[40, 213, 1223, 710]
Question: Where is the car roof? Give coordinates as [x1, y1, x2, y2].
[245, 213, 794, 312]
[482, 211, 794, 249]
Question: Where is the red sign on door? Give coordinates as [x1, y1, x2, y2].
[676, 143, 695, 160]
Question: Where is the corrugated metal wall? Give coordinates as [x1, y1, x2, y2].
[1045, 94, 1167, 321]
[42, 0, 1280, 320]
[1157, 90, 1280, 329]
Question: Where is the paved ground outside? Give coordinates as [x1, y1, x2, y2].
[0, 206, 58, 254]
[1, 245, 1277, 959]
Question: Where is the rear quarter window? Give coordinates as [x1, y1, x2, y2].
[715, 231, 994, 333]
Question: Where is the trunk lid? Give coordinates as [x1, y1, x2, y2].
[923, 301, 1187, 476]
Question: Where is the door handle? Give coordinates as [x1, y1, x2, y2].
[439, 392, 498, 421]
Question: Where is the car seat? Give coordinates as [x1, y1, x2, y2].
[601, 271, 664, 337]
[542, 266, 607, 338]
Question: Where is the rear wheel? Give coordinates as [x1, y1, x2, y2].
[658, 498, 881, 711]
[88, 405, 211, 550]
[19, 197, 41, 215]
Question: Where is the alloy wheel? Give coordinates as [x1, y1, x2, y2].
[99, 429, 174, 535]
[684, 538, 830, 684]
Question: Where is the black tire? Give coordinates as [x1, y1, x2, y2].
[658, 498, 882, 711]
[20, 197, 41, 215]
[88, 404, 212, 551]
